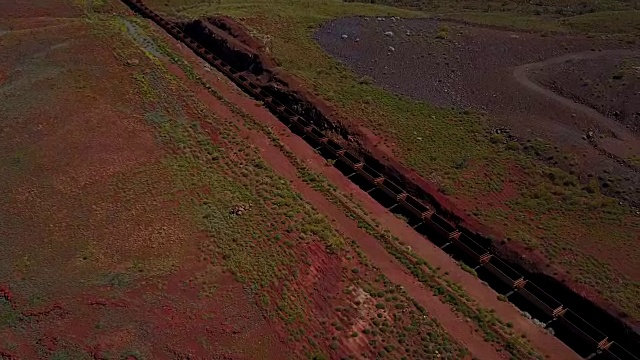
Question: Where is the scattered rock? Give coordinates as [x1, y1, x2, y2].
[230, 204, 251, 216]
[492, 127, 510, 135]
[341, 34, 348, 39]
[126, 58, 139, 66]
[388, 46, 395, 52]
[376, 17, 384, 21]
[384, 31, 394, 37]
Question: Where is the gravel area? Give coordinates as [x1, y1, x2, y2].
[532, 53, 640, 132]
[314, 16, 640, 205]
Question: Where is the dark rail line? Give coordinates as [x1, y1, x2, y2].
[120, 1, 639, 359]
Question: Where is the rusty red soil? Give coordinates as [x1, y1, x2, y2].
[1, 262, 285, 360]
[0, 6, 287, 359]
[159, 23, 579, 359]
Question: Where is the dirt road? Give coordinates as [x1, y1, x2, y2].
[513, 49, 640, 161]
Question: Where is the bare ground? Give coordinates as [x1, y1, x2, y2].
[531, 52, 640, 133]
[314, 16, 640, 207]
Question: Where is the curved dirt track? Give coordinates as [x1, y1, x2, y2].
[513, 49, 640, 152]
[531, 51, 640, 133]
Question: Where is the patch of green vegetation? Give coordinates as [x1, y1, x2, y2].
[99, 272, 133, 289]
[309, 352, 329, 360]
[627, 155, 640, 167]
[358, 279, 469, 358]
[119, 350, 145, 360]
[0, 298, 22, 329]
[2, 149, 33, 173]
[49, 346, 92, 360]
[442, 12, 567, 33]
[344, 0, 640, 37]
[459, 263, 477, 277]
[435, 24, 449, 39]
[346, 0, 639, 33]
[148, 0, 421, 20]
[118, 23, 359, 353]
[561, 10, 640, 35]
[150, 92, 339, 298]
[450, 0, 636, 15]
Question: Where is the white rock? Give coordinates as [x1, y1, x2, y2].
[384, 31, 394, 37]
[341, 34, 348, 39]
[388, 46, 395, 52]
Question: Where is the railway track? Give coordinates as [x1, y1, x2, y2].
[119, 1, 639, 359]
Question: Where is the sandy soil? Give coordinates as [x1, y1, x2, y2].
[314, 17, 640, 206]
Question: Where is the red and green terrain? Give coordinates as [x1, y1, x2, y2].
[1, 0, 639, 359]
